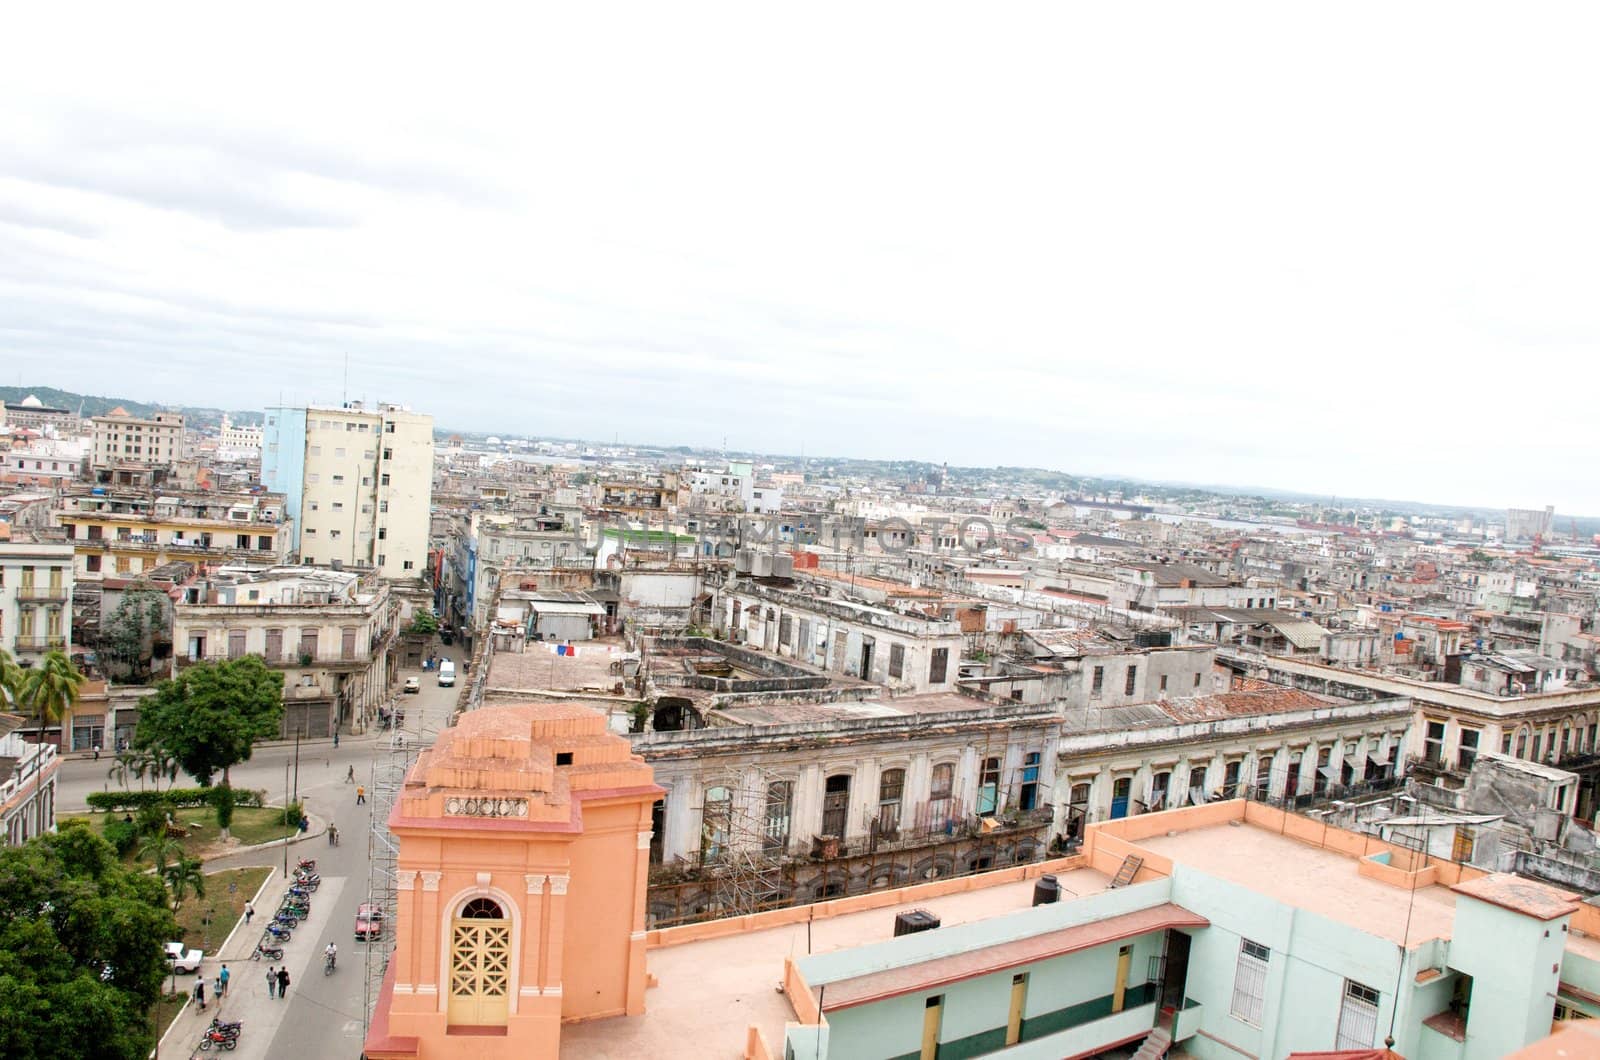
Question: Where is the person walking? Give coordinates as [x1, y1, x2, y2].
[194, 979, 206, 1011]
[218, 964, 230, 997]
[277, 967, 290, 999]
[333, 730, 340, 748]
[266, 966, 277, 999]
[356, 785, 366, 805]
[346, 764, 355, 783]
[244, 901, 254, 926]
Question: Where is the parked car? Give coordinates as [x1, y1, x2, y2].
[165, 941, 204, 974]
[355, 902, 385, 941]
[403, 676, 420, 694]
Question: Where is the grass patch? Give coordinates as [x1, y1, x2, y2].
[80, 807, 298, 864]
[173, 866, 273, 952]
[152, 989, 188, 1045]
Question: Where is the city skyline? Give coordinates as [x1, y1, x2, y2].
[4, 5, 1598, 512]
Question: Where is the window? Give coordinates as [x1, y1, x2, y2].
[821, 774, 850, 837]
[929, 763, 955, 830]
[1091, 666, 1105, 696]
[1189, 765, 1209, 804]
[888, 643, 905, 679]
[332, 502, 344, 511]
[764, 780, 793, 854]
[877, 768, 905, 836]
[1194, 672, 1203, 689]
[334, 447, 346, 458]
[381, 473, 391, 486]
[701, 786, 731, 862]
[1159, 674, 1169, 693]
[1005, 750, 1036, 811]
[978, 756, 1002, 815]
[1335, 980, 1381, 1049]
[1230, 940, 1269, 1025]
[1458, 728, 1480, 769]
[385, 422, 395, 433]
[1424, 720, 1446, 764]
[378, 527, 387, 540]
[332, 474, 345, 484]
[379, 501, 389, 513]
[403, 560, 415, 570]
[928, 647, 949, 684]
[383, 448, 392, 461]
[1124, 666, 1137, 696]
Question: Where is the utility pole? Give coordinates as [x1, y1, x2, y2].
[293, 727, 302, 804]
[282, 760, 290, 878]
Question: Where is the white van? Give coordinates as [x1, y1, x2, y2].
[438, 659, 456, 687]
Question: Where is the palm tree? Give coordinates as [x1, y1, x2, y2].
[0, 648, 23, 712]
[21, 650, 84, 759]
[139, 833, 182, 874]
[162, 855, 206, 913]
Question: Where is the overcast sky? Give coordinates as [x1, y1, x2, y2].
[3, 5, 1597, 512]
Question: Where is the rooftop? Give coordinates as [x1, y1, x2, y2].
[1138, 821, 1461, 943]
[557, 862, 1112, 1059]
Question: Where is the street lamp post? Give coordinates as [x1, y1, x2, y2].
[282, 760, 290, 878]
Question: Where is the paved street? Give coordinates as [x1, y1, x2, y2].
[63, 653, 465, 1060]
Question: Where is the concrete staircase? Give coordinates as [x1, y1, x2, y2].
[1130, 1026, 1171, 1060]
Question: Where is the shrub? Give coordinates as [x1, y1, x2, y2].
[279, 801, 304, 828]
[103, 818, 139, 856]
[214, 785, 236, 832]
[86, 787, 266, 812]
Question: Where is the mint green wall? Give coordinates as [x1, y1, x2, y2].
[1167, 866, 1404, 1059]
[818, 932, 1167, 1060]
[1449, 896, 1568, 1058]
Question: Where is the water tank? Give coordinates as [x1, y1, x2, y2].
[771, 554, 795, 578]
[893, 909, 940, 937]
[1032, 874, 1061, 906]
[752, 553, 774, 577]
[734, 549, 754, 573]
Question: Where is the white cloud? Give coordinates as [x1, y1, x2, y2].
[1, 3, 1597, 511]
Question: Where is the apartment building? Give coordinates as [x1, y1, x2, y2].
[0, 713, 57, 846]
[0, 395, 78, 434]
[262, 401, 434, 579]
[217, 414, 263, 453]
[90, 408, 184, 472]
[0, 541, 74, 660]
[3, 437, 86, 485]
[781, 801, 1599, 1060]
[57, 487, 292, 578]
[171, 565, 397, 736]
[716, 580, 964, 694]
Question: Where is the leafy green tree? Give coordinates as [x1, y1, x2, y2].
[0, 824, 177, 1060]
[408, 609, 440, 634]
[133, 656, 283, 787]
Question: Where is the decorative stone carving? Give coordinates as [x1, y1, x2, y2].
[420, 871, 442, 892]
[525, 873, 547, 894]
[445, 796, 529, 819]
[549, 874, 570, 895]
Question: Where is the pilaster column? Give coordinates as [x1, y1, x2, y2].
[521, 874, 547, 999]
[395, 870, 418, 991]
[417, 871, 443, 997]
[544, 874, 570, 997]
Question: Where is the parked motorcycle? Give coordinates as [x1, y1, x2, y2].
[208, 1018, 243, 1040]
[286, 885, 312, 900]
[296, 857, 316, 872]
[264, 923, 292, 941]
[294, 871, 321, 889]
[251, 942, 283, 962]
[198, 1026, 238, 1051]
[272, 911, 299, 929]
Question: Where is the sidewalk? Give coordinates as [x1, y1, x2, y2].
[157, 866, 348, 1059]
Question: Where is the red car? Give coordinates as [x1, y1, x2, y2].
[355, 902, 385, 941]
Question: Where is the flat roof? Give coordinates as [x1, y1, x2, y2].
[820, 903, 1209, 1012]
[1136, 824, 1462, 944]
[1451, 874, 1581, 922]
[557, 864, 1113, 1059]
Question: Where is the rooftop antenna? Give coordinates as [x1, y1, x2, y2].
[342, 353, 349, 406]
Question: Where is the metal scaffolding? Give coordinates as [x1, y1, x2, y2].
[701, 763, 789, 920]
[362, 694, 445, 1037]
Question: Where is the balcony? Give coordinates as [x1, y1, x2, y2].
[14, 585, 70, 602]
[176, 651, 374, 673]
[13, 635, 68, 653]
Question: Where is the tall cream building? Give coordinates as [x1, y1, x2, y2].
[261, 402, 433, 580]
[90, 409, 185, 471]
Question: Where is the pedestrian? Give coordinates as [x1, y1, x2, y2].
[219, 964, 230, 996]
[298, 814, 308, 834]
[93, 745, 100, 761]
[194, 978, 206, 1010]
[346, 764, 355, 783]
[277, 967, 290, 999]
[267, 966, 277, 999]
[333, 730, 340, 748]
[244, 901, 254, 926]
[356, 785, 366, 805]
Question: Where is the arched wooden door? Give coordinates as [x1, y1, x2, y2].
[447, 898, 512, 1026]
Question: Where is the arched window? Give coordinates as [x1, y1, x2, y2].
[448, 897, 510, 1027]
[928, 764, 955, 832]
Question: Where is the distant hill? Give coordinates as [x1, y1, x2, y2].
[0, 387, 262, 427]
